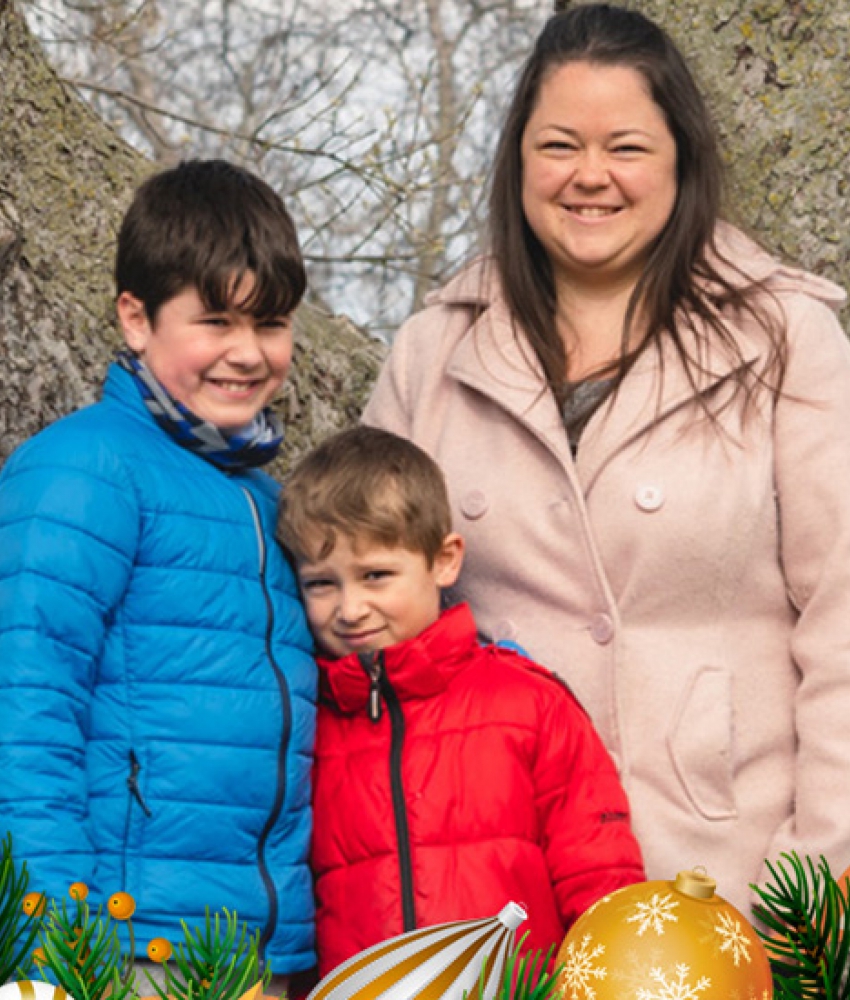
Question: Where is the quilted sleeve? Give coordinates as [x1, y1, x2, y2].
[762, 293, 850, 882]
[535, 687, 646, 928]
[0, 429, 140, 896]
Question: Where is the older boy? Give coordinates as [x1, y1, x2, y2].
[277, 426, 644, 976]
[0, 160, 316, 973]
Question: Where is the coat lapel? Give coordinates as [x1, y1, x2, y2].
[446, 296, 575, 472]
[439, 260, 765, 496]
[577, 315, 762, 491]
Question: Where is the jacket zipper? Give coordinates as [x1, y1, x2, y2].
[361, 651, 416, 932]
[127, 750, 153, 816]
[242, 487, 293, 963]
[122, 749, 152, 887]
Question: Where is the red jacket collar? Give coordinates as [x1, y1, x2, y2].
[318, 603, 479, 714]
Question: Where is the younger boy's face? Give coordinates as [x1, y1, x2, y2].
[297, 533, 464, 659]
[117, 275, 292, 430]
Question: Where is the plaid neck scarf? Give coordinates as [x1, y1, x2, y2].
[116, 350, 284, 471]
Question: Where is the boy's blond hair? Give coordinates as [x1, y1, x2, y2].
[278, 427, 452, 565]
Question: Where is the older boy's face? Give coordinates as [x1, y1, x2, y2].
[117, 275, 292, 430]
[297, 534, 463, 659]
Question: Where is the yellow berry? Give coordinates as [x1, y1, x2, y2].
[108, 891, 136, 920]
[22, 892, 46, 917]
[147, 938, 173, 963]
[69, 881, 89, 901]
[32, 946, 47, 966]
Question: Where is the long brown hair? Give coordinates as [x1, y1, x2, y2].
[489, 3, 785, 408]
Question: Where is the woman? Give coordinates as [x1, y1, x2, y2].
[363, 3, 850, 915]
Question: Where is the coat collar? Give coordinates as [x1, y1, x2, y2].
[432, 225, 846, 487]
[318, 603, 479, 714]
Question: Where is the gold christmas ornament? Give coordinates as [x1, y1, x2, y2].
[556, 869, 773, 1000]
[307, 902, 527, 1000]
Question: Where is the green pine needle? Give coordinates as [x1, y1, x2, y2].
[752, 852, 850, 1000]
[40, 897, 136, 1000]
[469, 934, 562, 1000]
[145, 908, 268, 1000]
[0, 833, 42, 984]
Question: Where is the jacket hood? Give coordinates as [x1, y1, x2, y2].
[318, 603, 479, 713]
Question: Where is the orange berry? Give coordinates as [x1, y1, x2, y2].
[107, 891, 136, 921]
[32, 946, 47, 966]
[147, 938, 173, 963]
[22, 892, 46, 917]
[69, 881, 89, 901]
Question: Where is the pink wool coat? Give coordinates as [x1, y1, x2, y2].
[363, 226, 850, 916]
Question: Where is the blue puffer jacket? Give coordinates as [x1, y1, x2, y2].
[0, 364, 317, 973]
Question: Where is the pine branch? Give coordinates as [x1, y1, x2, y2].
[0, 834, 42, 984]
[40, 897, 136, 1000]
[471, 934, 562, 1000]
[753, 852, 850, 1000]
[145, 909, 268, 1000]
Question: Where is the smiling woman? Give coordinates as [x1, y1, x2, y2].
[520, 62, 677, 292]
[363, 2, 850, 921]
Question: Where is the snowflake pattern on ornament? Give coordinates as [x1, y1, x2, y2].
[713, 911, 753, 966]
[636, 964, 711, 1000]
[625, 893, 680, 936]
[561, 934, 608, 1000]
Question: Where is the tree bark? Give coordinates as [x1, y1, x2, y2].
[635, 0, 849, 309]
[0, 0, 385, 471]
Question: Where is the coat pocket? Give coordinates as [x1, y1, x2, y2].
[666, 666, 737, 820]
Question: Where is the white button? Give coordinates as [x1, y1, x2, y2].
[590, 613, 615, 644]
[635, 485, 665, 512]
[492, 619, 517, 641]
[460, 490, 488, 520]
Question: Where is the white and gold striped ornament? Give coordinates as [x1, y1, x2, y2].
[308, 902, 528, 1000]
[0, 983, 76, 1000]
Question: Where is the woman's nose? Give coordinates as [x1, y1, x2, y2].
[573, 149, 609, 187]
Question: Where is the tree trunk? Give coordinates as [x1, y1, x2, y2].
[635, 0, 849, 308]
[0, 0, 385, 472]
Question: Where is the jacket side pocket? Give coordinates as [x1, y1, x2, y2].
[667, 666, 737, 820]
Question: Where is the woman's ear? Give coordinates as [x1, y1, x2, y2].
[116, 292, 152, 354]
[433, 532, 465, 588]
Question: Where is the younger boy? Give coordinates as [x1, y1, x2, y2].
[277, 426, 644, 976]
[0, 160, 316, 974]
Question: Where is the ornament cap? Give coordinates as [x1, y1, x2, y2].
[497, 901, 528, 930]
[674, 868, 717, 899]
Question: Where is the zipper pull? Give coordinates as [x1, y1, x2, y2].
[360, 653, 383, 723]
[127, 750, 153, 817]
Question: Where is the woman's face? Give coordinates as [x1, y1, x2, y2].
[520, 60, 678, 292]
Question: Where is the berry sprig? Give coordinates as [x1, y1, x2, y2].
[143, 908, 268, 1000]
[38, 883, 137, 1000]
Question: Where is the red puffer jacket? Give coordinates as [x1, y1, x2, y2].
[312, 604, 645, 974]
